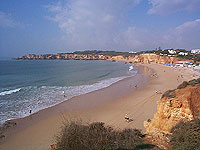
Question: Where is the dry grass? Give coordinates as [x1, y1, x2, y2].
[170, 118, 200, 150]
[54, 118, 155, 150]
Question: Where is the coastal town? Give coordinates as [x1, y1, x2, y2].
[16, 49, 200, 61]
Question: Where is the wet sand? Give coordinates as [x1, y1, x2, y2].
[0, 63, 199, 150]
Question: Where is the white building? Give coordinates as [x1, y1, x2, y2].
[129, 51, 137, 53]
[191, 49, 200, 54]
[178, 52, 188, 56]
[168, 50, 176, 54]
[175, 61, 193, 67]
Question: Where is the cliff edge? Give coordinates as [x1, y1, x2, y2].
[143, 79, 200, 149]
[144, 78, 200, 134]
[128, 53, 184, 64]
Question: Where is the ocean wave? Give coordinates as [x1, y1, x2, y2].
[0, 88, 21, 96]
[0, 71, 138, 124]
[129, 66, 134, 71]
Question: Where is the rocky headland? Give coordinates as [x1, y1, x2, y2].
[128, 53, 184, 64]
[144, 78, 200, 149]
[16, 52, 186, 64]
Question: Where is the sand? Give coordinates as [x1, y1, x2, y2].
[0, 63, 199, 150]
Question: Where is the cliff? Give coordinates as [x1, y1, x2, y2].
[16, 53, 185, 64]
[128, 53, 183, 64]
[144, 79, 200, 134]
[16, 53, 112, 60]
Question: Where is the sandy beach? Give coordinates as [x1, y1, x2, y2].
[0, 63, 199, 150]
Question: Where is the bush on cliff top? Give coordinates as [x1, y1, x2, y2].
[170, 119, 200, 150]
[177, 81, 188, 89]
[177, 78, 200, 89]
[55, 120, 153, 150]
[162, 78, 200, 98]
[161, 89, 176, 98]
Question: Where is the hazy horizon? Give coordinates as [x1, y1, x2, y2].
[1, 0, 200, 57]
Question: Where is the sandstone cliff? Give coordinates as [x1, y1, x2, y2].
[144, 80, 200, 134]
[128, 53, 183, 64]
[17, 53, 186, 65]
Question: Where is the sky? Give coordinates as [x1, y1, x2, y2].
[0, 0, 200, 57]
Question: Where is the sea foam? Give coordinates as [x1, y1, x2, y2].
[0, 88, 21, 96]
[0, 60, 138, 125]
[0, 72, 137, 125]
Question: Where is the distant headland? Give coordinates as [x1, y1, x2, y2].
[16, 49, 200, 64]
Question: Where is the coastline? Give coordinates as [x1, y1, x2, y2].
[0, 63, 199, 150]
[0, 60, 134, 125]
[0, 64, 149, 145]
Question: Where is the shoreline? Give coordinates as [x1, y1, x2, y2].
[1, 63, 199, 150]
[0, 64, 149, 143]
[0, 60, 135, 125]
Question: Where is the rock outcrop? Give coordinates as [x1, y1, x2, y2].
[143, 79, 200, 149]
[128, 53, 183, 64]
[144, 84, 200, 134]
[17, 52, 186, 64]
[16, 53, 112, 60]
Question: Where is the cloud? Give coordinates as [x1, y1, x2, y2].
[0, 11, 20, 28]
[148, 0, 200, 15]
[45, 1, 200, 51]
[163, 19, 200, 49]
[45, 0, 141, 50]
[114, 27, 162, 50]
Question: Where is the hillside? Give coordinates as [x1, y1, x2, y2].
[16, 52, 186, 64]
[144, 78, 200, 149]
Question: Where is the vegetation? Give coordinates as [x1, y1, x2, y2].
[177, 81, 189, 89]
[177, 78, 200, 89]
[177, 54, 200, 62]
[137, 48, 200, 62]
[55, 120, 156, 150]
[55, 77, 200, 150]
[17, 49, 200, 63]
[73, 50, 136, 57]
[170, 119, 200, 150]
[162, 78, 200, 98]
[161, 89, 176, 98]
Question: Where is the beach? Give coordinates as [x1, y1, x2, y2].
[0, 63, 199, 150]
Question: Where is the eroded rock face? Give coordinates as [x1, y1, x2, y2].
[128, 53, 183, 64]
[144, 86, 200, 134]
[17, 53, 186, 64]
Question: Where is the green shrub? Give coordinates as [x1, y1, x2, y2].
[177, 81, 188, 89]
[196, 78, 200, 83]
[55, 121, 146, 150]
[188, 79, 200, 86]
[170, 119, 200, 150]
[177, 78, 200, 89]
[161, 90, 176, 98]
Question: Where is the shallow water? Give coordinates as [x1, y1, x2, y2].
[0, 60, 137, 124]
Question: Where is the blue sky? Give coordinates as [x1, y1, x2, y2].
[1, 0, 200, 57]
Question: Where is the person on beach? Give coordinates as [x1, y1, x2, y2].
[62, 91, 66, 97]
[135, 84, 137, 89]
[125, 114, 129, 122]
[29, 109, 32, 120]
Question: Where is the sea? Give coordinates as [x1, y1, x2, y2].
[0, 59, 137, 124]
